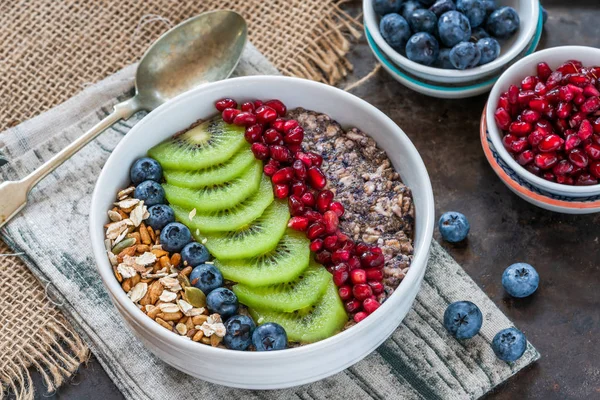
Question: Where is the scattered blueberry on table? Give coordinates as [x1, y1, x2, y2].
[443, 300, 483, 339]
[159, 222, 192, 252]
[146, 204, 175, 230]
[502, 263, 539, 298]
[130, 157, 162, 185]
[190, 263, 224, 294]
[223, 315, 256, 351]
[134, 180, 165, 206]
[252, 322, 288, 351]
[207, 287, 239, 320]
[438, 211, 470, 243]
[492, 327, 527, 362]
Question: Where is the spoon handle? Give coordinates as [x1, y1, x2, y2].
[0, 97, 141, 228]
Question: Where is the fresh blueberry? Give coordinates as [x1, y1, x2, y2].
[206, 288, 238, 320]
[181, 242, 211, 267]
[159, 222, 191, 252]
[429, 0, 456, 17]
[456, 0, 486, 28]
[449, 41, 481, 69]
[438, 211, 470, 242]
[406, 32, 440, 66]
[502, 263, 539, 298]
[130, 157, 163, 185]
[146, 204, 175, 230]
[373, 0, 404, 16]
[542, 6, 548, 26]
[437, 11, 471, 47]
[134, 180, 165, 206]
[471, 26, 490, 41]
[189, 263, 223, 294]
[408, 9, 438, 34]
[443, 301, 483, 339]
[418, 0, 436, 6]
[476, 37, 500, 65]
[481, 0, 496, 15]
[486, 6, 520, 39]
[223, 315, 256, 351]
[252, 323, 288, 351]
[434, 48, 454, 69]
[492, 327, 527, 362]
[399, 0, 423, 21]
[380, 14, 412, 52]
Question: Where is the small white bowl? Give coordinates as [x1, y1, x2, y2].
[486, 46, 600, 198]
[364, 0, 540, 84]
[90, 76, 435, 389]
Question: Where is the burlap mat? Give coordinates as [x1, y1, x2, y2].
[0, 0, 361, 132]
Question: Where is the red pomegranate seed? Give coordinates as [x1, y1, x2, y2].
[233, 112, 257, 127]
[307, 152, 323, 167]
[581, 96, 600, 113]
[509, 137, 529, 153]
[331, 249, 350, 264]
[509, 121, 532, 136]
[215, 98, 237, 112]
[590, 161, 600, 178]
[546, 88, 560, 103]
[270, 145, 292, 163]
[518, 90, 536, 106]
[222, 108, 240, 124]
[264, 99, 287, 116]
[255, 105, 278, 124]
[363, 298, 381, 314]
[494, 108, 512, 130]
[521, 76, 538, 90]
[348, 256, 361, 271]
[307, 167, 327, 190]
[583, 85, 600, 97]
[574, 94, 586, 106]
[291, 159, 307, 180]
[240, 102, 255, 112]
[568, 74, 590, 87]
[522, 109, 541, 123]
[295, 152, 313, 166]
[304, 210, 322, 223]
[508, 85, 519, 104]
[556, 175, 574, 185]
[323, 211, 339, 234]
[543, 172, 556, 181]
[529, 98, 550, 113]
[274, 183, 289, 199]
[263, 159, 279, 176]
[338, 285, 352, 301]
[557, 60, 582, 74]
[288, 144, 302, 154]
[271, 118, 285, 132]
[253, 100, 264, 108]
[291, 181, 306, 196]
[537, 62, 553, 81]
[329, 201, 345, 217]
[564, 133, 582, 152]
[558, 86, 574, 102]
[300, 192, 316, 207]
[534, 82, 547, 96]
[263, 128, 282, 144]
[350, 269, 367, 285]
[288, 216, 309, 231]
[534, 152, 559, 170]
[288, 195, 305, 216]
[355, 242, 369, 256]
[345, 299, 361, 313]
[272, 167, 294, 184]
[556, 101, 573, 119]
[282, 120, 299, 134]
[360, 251, 385, 268]
[528, 130, 545, 147]
[284, 126, 304, 145]
[585, 143, 600, 160]
[517, 150, 534, 165]
[575, 173, 598, 185]
[569, 149, 589, 168]
[546, 71, 563, 89]
[310, 238, 323, 252]
[323, 235, 338, 251]
[555, 118, 569, 133]
[307, 222, 326, 240]
[245, 124, 264, 143]
[569, 112, 587, 129]
[578, 119, 594, 140]
[315, 250, 331, 265]
[594, 134, 600, 146]
[316, 190, 334, 213]
[552, 160, 574, 175]
[353, 311, 368, 323]
[353, 284, 373, 301]
[538, 134, 563, 152]
[251, 142, 269, 160]
[365, 268, 384, 281]
[498, 96, 510, 110]
[333, 269, 349, 286]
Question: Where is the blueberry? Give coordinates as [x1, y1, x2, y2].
[449, 41, 481, 69]
[438, 211, 470, 242]
[481, 0, 496, 15]
[379, 14, 412, 52]
[252, 322, 288, 351]
[134, 180, 165, 206]
[434, 48, 454, 69]
[373, 0, 404, 16]
[206, 288, 238, 320]
[399, 1, 423, 21]
[418, 0, 436, 6]
[443, 301, 483, 339]
[406, 32, 440, 66]
[181, 242, 211, 267]
[502, 263, 539, 298]
[408, 9, 438, 34]
[476, 37, 500, 65]
[130, 157, 163, 186]
[486, 6, 520, 39]
[492, 327, 527, 362]
[542, 6, 548, 26]
[456, 0, 486, 28]
[159, 222, 191, 252]
[437, 11, 471, 47]
[429, 0, 456, 17]
[190, 263, 223, 294]
[146, 204, 175, 230]
[471, 26, 490, 41]
[223, 315, 256, 351]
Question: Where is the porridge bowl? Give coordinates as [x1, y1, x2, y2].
[90, 75, 435, 389]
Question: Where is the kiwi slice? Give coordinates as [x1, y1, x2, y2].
[163, 146, 255, 188]
[197, 200, 290, 260]
[214, 230, 310, 287]
[249, 280, 347, 343]
[163, 160, 262, 212]
[233, 262, 331, 312]
[171, 176, 273, 233]
[148, 116, 246, 170]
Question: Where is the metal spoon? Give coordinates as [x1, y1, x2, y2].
[0, 10, 247, 228]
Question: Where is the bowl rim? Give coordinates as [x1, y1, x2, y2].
[486, 45, 600, 195]
[363, 0, 540, 79]
[90, 75, 435, 361]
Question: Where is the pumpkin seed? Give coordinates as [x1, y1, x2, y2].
[112, 237, 136, 254]
[184, 287, 206, 308]
[178, 273, 191, 288]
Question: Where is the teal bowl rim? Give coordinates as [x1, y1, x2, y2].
[365, 10, 544, 92]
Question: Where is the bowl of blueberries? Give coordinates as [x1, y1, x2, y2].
[364, 0, 543, 97]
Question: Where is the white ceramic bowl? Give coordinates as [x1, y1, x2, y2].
[364, 0, 540, 84]
[487, 46, 600, 198]
[90, 76, 435, 389]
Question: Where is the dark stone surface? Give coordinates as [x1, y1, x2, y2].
[27, 1, 599, 399]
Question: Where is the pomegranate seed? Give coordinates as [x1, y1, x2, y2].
[263, 159, 279, 176]
[528, 130, 545, 147]
[274, 183, 289, 199]
[568, 74, 590, 87]
[272, 167, 294, 184]
[307, 222, 326, 240]
[526, 163, 541, 175]
[498, 96, 510, 110]
[360, 251, 385, 268]
[263, 128, 282, 144]
[255, 106, 278, 124]
[569, 149, 589, 168]
[288, 216, 309, 231]
[509, 137, 529, 153]
[348, 256, 361, 271]
[315, 250, 331, 265]
[355, 242, 369, 256]
[284, 126, 304, 145]
[509, 121, 532, 136]
[245, 124, 264, 143]
[301, 192, 316, 207]
[350, 269, 367, 285]
[578, 119, 594, 140]
[521, 75, 538, 90]
[329, 201, 345, 217]
[288, 195, 305, 216]
[310, 238, 323, 252]
[574, 94, 586, 106]
[353, 312, 368, 323]
[291, 181, 306, 196]
[494, 108, 512, 130]
[253, 100, 264, 108]
[585, 143, 600, 160]
[215, 98, 237, 112]
[270, 145, 292, 163]
[365, 268, 384, 281]
[556, 101, 573, 119]
[324, 235, 338, 251]
[553, 160, 574, 175]
[271, 118, 285, 132]
[537, 62, 553, 81]
[316, 190, 334, 213]
[569, 112, 587, 129]
[323, 211, 339, 234]
[363, 298, 381, 314]
[353, 284, 373, 301]
[331, 249, 350, 264]
[372, 246, 383, 255]
[295, 152, 312, 166]
[555, 118, 569, 133]
[556, 175, 574, 185]
[543, 172, 556, 181]
[251, 142, 269, 160]
[534, 82, 547, 96]
[581, 96, 600, 113]
[307, 167, 327, 190]
[522, 109, 541, 123]
[518, 90, 536, 106]
[517, 150, 534, 165]
[508, 85, 519, 104]
[233, 112, 257, 127]
[288, 144, 302, 154]
[594, 134, 600, 146]
[282, 119, 299, 133]
[583, 85, 600, 97]
[575, 173, 598, 185]
[557, 60, 582, 74]
[333, 269, 349, 286]
[264, 99, 287, 116]
[565, 133, 582, 152]
[538, 134, 563, 152]
[240, 102, 255, 112]
[529, 98, 550, 113]
[558, 86, 574, 102]
[345, 299, 361, 313]
[546, 71, 563, 89]
[341, 240, 354, 253]
[534, 152, 559, 170]
[307, 152, 323, 167]
[222, 108, 240, 124]
[338, 285, 352, 301]
[304, 210, 322, 223]
[291, 159, 307, 180]
[546, 88, 560, 103]
[590, 161, 600, 178]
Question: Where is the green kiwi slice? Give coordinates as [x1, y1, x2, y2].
[148, 116, 246, 170]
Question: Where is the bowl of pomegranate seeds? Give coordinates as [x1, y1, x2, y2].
[487, 46, 600, 201]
